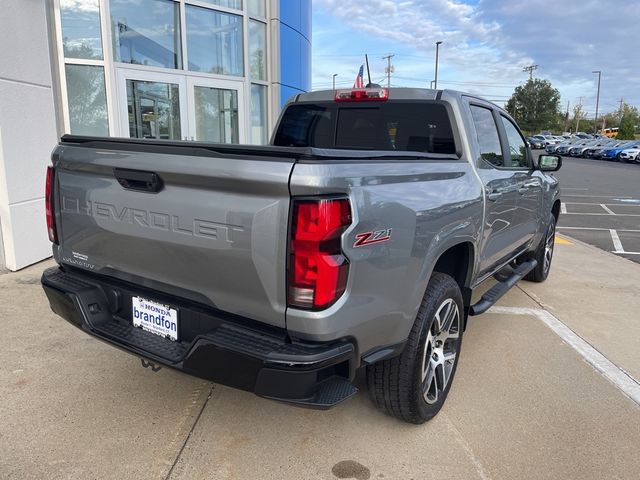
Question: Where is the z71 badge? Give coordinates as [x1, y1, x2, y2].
[353, 228, 392, 248]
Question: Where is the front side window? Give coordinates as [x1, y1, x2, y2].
[500, 116, 529, 168]
[470, 105, 503, 167]
[111, 0, 182, 69]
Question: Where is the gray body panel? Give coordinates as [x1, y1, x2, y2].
[51, 88, 560, 366]
[53, 144, 293, 328]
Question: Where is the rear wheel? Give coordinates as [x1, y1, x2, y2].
[524, 216, 556, 282]
[366, 273, 463, 424]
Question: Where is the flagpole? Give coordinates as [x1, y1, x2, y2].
[365, 54, 372, 86]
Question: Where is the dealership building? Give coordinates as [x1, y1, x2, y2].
[0, 0, 311, 271]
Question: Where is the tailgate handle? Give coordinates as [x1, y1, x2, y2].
[114, 168, 163, 193]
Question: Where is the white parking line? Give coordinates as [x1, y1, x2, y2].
[600, 204, 616, 215]
[557, 226, 640, 232]
[489, 306, 640, 406]
[560, 202, 567, 214]
[609, 229, 625, 253]
[563, 194, 635, 199]
[562, 212, 640, 217]
[563, 202, 640, 207]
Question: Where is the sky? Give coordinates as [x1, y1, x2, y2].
[311, 0, 640, 118]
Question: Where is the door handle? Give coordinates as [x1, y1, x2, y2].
[487, 192, 502, 201]
[518, 180, 540, 194]
[114, 168, 163, 193]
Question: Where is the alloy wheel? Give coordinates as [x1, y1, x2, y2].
[421, 298, 460, 405]
[544, 220, 556, 275]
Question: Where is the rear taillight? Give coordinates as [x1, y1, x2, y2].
[45, 166, 58, 244]
[288, 198, 352, 309]
[335, 88, 389, 102]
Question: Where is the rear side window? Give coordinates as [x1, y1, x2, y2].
[470, 105, 503, 167]
[273, 102, 456, 154]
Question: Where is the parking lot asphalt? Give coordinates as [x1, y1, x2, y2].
[2, 236, 640, 480]
[534, 151, 640, 263]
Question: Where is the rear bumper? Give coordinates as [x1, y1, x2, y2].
[41, 267, 358, 409]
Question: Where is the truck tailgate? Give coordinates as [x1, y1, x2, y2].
[54, 143, 294, 328]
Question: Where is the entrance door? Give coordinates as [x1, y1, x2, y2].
[187, 77, 245, 144]
[117, 69, 187, 140]
[117, 68, 244, 144]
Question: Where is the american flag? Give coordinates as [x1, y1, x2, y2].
[353, 65, 364, 88]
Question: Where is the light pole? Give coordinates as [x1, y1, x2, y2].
[592, 70, 601, 133]
[332, 73, 338, 91]
[434, 41, 443, 89]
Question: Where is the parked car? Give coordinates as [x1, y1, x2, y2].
[573, 140, 613, 158]
[532, 134, 550, 146]
[584, 139, 618, 158]
[528, 136, 545, 149]
[566, 140, 593, 156]
[591, 140, 626, 159]
[549, 139, 576, 154]
[41, 87, 562, 424]
[601, 141, 640, 161]
[619, 147, 640, 163]
[543, 135, 561, 146]
[556, 140, 580, 156]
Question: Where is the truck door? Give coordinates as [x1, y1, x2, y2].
[496, 114, 543, 249]
[468, 104, 521, 278]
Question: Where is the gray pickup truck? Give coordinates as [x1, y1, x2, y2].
[42, 87, 561, 424]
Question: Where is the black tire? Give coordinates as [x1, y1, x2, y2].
[524, 215, 556, 282]
[366, 273, 464, 424]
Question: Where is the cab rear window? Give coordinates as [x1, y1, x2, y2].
[273, 102, 456, 154]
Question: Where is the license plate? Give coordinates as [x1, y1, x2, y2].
[132, 296, 178, 341]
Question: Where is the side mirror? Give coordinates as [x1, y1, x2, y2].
[538, 154, 562, 172]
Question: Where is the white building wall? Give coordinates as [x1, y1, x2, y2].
[0, 0, 59, 270]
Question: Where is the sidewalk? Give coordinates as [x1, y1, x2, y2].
[1, 239, 639, 480]
[518, 234, 640, 382]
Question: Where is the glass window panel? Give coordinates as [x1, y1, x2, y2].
[65, 64, 109, 136]
[500, 116, 530, 168]
[250, 84, 267, 144]
[248, 0, 266, 17]
[194, 87, 239, 143]
[249, 20, 266, 80]
[470, 105, 503, 167]
[60, 0, 103, 59]
[186, 6, 243, 76]
[198, 0, 242, 9]
[111, 0, 182, 69]
[126, 80, 181, 140]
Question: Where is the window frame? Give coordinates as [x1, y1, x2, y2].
[52, 0, 273, 140]
[468, 100, 532, 171]
[468, 102, 505, 169]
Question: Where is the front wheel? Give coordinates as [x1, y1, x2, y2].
[524, 216, 556, 282]
[367, 273, 464, 424]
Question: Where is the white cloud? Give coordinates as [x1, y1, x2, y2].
[313, 0, 640, 113]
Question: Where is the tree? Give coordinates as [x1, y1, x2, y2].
[615, 103, 639, 139]
[618, 112, 636, 140]
[505, 79, 562, 134]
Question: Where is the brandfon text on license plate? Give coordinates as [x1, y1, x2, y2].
[132, 296, 178, 341]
